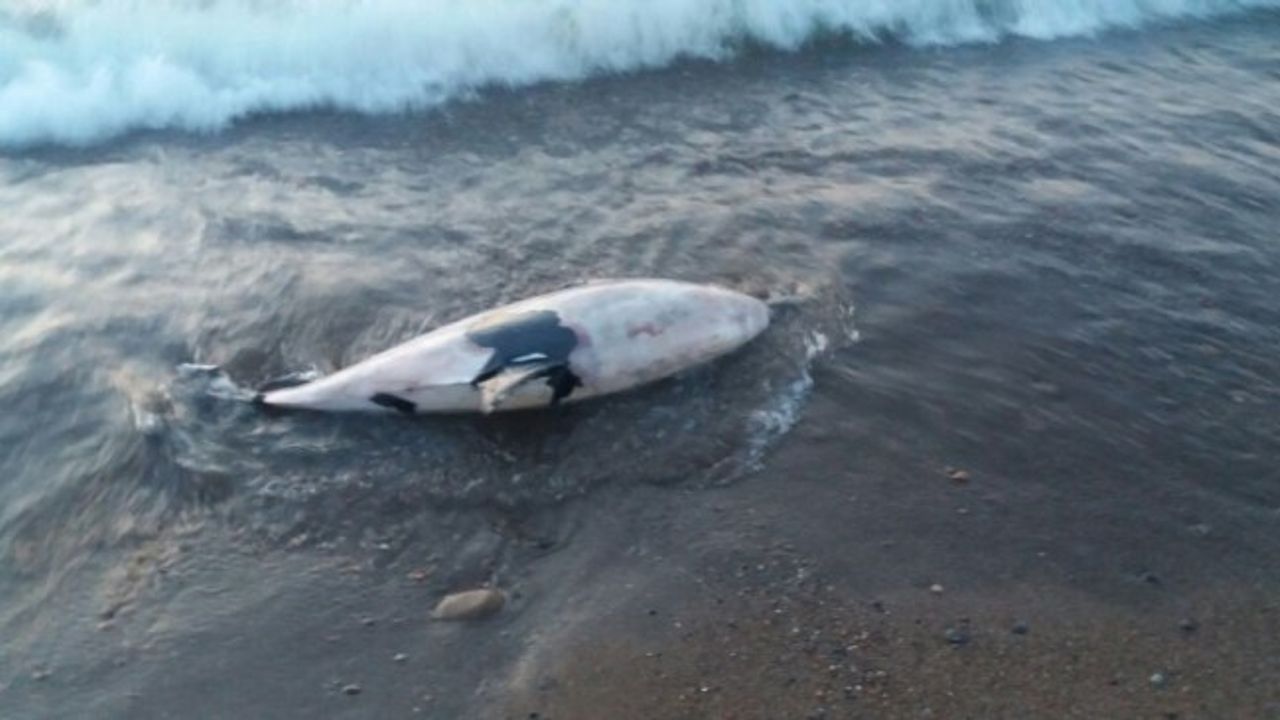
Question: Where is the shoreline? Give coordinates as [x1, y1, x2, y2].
[6, 394, 1278, 718]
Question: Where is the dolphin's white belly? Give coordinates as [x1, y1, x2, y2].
[258, 279, 770, 414]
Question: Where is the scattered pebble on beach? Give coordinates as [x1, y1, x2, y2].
[432, 588, 506, 621]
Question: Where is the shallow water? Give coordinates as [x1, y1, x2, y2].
[2, 6, 1279, 718]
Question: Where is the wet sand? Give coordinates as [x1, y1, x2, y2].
[6, 387, 1278, 718]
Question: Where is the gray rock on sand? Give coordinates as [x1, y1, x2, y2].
[431, 589, 506, 622]
[944, 627, 970, 646]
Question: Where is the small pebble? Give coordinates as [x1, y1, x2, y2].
[1149, 672, 1167, 688]
[31, 669, 51, 682]
[1011, 621, 1030, 635]
[943, 627, 969, 646]
[1179, 618, 1198, 633]
[342, 684, 362, 696]
[945, 468, 971, 483]
[393, 653, 409, 663]
[929, 584, 945, 595]
[431, 588, 506, 622]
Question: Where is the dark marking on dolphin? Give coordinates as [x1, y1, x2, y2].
[544, 365, 583, 406]
[370, 392, 417, 415]
[467, 310, 582, 404]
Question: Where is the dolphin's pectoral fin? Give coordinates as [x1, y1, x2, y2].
[474, 361, 581, 413]
[476, 362, 556, 414]
[370, 392, 417, 415]
[467, 309, 581, 412]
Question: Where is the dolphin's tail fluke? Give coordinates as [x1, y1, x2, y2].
[176, 363, 322, 406]
[253, 369, 325, 406]
[254, 372, 320, 403]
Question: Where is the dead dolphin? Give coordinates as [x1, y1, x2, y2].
[256, 279, 770, 414]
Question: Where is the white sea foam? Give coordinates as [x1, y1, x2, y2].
[1, 0, 1276, 147]
[734, 329, 832, 475]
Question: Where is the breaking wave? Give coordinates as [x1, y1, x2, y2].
[2, 0, 1277, 147]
